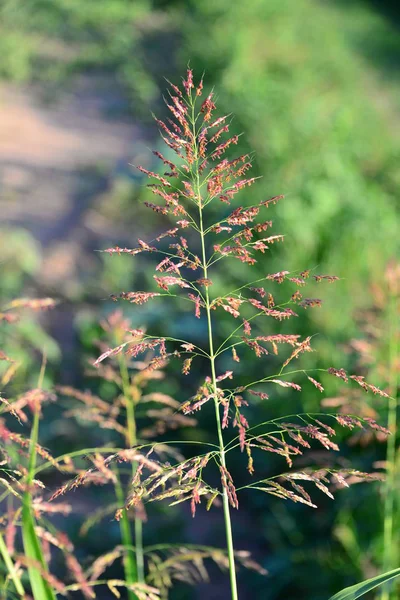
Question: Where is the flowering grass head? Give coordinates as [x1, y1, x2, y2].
[91, 70, 394, 599]
[0, 69, 395, 600]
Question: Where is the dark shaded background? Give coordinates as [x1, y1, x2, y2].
[0, 0, 399, 598]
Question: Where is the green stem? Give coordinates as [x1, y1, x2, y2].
[193, 115, 238, 598]
[22, 358, 56, 600]
[118, 355, 145, 595]
[119, 356, 137, 450]
[134, 518, 144, 583]
[381, 291, 399, 600]
[114, 474, 138, 600]
[0, 532, 25, 597]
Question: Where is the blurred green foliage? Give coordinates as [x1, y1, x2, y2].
[0, 0, 399, 598]
[0, 0, 172, 110]
[0, 229, 60, 389]
[175, 0, 400, 328]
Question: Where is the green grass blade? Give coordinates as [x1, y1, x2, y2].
[21, 500, 56, 600]
[329, 568, 400, 600]
[0, 531, 25, 597]
[114, 472, 139, 600]
[21, 356, 56, 600]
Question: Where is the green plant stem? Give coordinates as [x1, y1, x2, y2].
[0, 532, 25, 597]
[134, 517, 144, 583]
[118, 355, 145, 597]
[114, 473, 139, 600]
[381, 292, 399, 600]
[119, 357, 138, 449]
[195, 149, 239, 599]
[22, 358, 56, 600]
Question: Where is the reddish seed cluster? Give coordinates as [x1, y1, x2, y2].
[282, 336, 313, 368]
[154, 276, 190, 290]
[111, 291, 161, 305]
[328, 367, 349, 382]
[7, 297, 57, 311]
[100, 71, 345, 391]
[327, 369, 390, 398]
[220, 465, 239, 509]
[313, 275, 340, 283]
[307, 376, 324, 392]
[299, 298, 322, 309]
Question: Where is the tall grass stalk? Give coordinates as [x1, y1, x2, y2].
[0, 532, 25, 597]
[91, 69, 392, 599]
[195, 125, 238, 597]
[117, 353, 144, 600]
[21, 356, 56, 600]
[114, 472, 139, 600]
[381, 288, 399, 600]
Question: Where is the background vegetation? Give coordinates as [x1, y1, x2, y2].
[0, 0, 399, 598]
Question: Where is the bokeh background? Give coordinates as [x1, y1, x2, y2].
[1, 0, 399, 598]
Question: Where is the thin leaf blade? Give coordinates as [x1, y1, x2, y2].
[21, 500, 57, 600]
[329, 568, 400, 600]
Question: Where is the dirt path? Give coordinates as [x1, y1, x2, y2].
[0, 76, 148, 385]
[0, 75, 140, 249]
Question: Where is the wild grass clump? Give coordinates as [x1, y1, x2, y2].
[82, 69, 390, 599]
[0, 69, 396, 600]
[323, 262, 399, 600]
